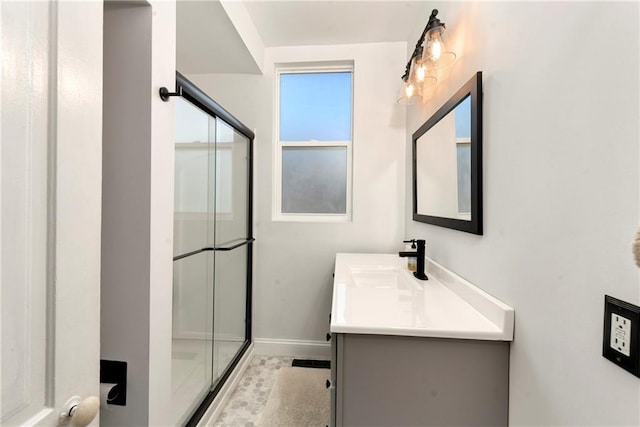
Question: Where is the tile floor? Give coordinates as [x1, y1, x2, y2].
[213, 355, 294, 427]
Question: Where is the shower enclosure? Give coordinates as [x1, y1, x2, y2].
[170, 73, 253, 426]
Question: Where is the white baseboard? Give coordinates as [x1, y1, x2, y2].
[198, 344, 255, 427]
[172, 331, 245, 342]
[253, 338, 331, 359]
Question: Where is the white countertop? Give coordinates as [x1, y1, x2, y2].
[330, 253, 514, 341]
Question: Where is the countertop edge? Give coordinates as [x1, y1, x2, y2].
[330, 325, 512, 341]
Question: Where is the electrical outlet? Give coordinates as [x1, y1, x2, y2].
[610, 313, 631, 356]
[603, 295, 640, 377]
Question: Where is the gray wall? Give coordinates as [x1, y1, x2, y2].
[405, 2, 640, 425]
[101, 5, 152, 425]
[101, 2, 175, 425]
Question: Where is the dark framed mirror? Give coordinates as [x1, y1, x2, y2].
[412, 71, 483, 234]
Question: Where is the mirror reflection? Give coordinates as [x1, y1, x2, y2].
[416, 96, 471, 220]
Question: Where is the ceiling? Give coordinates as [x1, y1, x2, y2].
[243, 1, 432, 47]
[177, 1, 262, 74]
[177, 0, 432, 75]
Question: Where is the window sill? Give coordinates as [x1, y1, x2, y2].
[272, 213, 351, 223]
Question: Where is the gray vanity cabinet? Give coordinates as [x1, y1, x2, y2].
[330, 332, 509, 427]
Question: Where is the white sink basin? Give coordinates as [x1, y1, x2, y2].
[348, 266, 420, 290]
[332, 253, 515, 340]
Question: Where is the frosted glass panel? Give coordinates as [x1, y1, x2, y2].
[282, 147, 347, 214]
[280, 72, 352, 141]
[457, 143, 471, 214]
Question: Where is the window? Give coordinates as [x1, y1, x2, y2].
[274, 66, 353, 221]
[454, 96, 471, 217]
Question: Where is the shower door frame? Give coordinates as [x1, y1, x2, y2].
[173, 71, 254, 427]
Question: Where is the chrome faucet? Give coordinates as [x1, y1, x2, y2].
[399, 239, 428, 280]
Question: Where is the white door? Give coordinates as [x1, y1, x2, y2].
[1, 1, 103, 426]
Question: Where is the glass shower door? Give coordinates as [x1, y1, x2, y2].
[170, 72, 254, 426]
[212, 118, 251, 384]
[171, 97, 216, 425]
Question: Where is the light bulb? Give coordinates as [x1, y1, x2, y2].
[423, 25, 456, 69]
[431, 40, 442, 60]
[405, 83, 414, 98]
[416, 63, 426, 82]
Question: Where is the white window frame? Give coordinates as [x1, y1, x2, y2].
[273, 64, 354, 222]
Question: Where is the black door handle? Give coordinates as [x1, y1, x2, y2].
[325, 379, 331, 389]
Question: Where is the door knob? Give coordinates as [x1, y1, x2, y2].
[59, 396, 100, 427]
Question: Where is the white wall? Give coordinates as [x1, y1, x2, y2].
[405, 2, 640, 425]
[188, 41, 407, 353]
[101, 1, 175, 425]
[147, 2, 177, 424]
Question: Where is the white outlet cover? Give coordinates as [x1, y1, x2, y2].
[611, 313, 632, 357]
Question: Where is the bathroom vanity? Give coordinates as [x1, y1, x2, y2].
[328, 253, 514, 426]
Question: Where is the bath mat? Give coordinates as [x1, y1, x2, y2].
[258, 367, 330, 426]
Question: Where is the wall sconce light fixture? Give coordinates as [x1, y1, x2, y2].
[398, 9, 456, 104]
